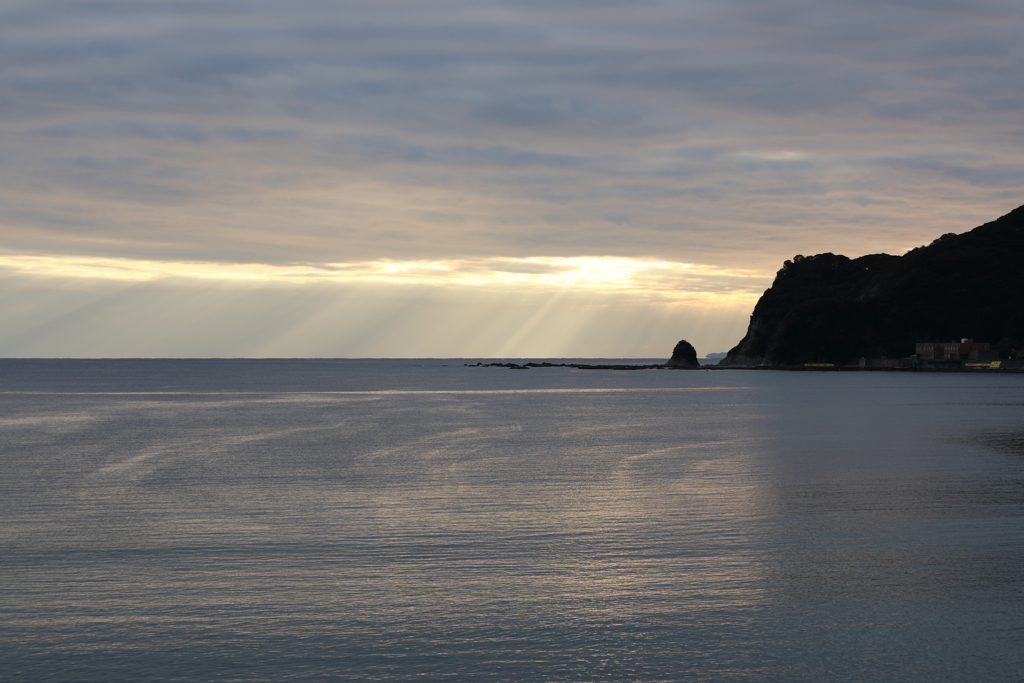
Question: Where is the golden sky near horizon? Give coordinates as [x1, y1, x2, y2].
[2, 0, 1022, 356]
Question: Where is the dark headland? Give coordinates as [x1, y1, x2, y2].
[719, 203, 1024, 370]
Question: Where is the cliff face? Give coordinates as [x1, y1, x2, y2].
[722, 204, 1024, 366]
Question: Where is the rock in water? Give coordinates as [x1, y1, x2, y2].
[666, 339, 700, 368]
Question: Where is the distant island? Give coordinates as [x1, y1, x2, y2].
[718, 203, 1024, 368]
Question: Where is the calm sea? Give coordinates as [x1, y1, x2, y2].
[2, 359, 1023, 682]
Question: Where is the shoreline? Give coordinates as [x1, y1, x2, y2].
[467, 361, 1024, 373]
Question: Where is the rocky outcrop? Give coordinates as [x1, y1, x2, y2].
[666, 339, 701, 368]
[721, 204, 1024, 366]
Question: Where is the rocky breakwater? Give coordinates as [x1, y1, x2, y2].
[466, 339, 705, 371]
[465, 361, 667, 370]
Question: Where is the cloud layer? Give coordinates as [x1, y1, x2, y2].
[2, 0, 1022, 355]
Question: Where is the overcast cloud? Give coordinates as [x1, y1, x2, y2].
[2, 0, 1022, 355]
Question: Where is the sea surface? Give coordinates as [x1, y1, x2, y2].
[1, 359, 1023, 682]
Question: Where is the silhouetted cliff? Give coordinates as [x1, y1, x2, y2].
[722, 204, 1024, 366]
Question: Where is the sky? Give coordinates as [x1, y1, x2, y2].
[2, 0, 1023, 358]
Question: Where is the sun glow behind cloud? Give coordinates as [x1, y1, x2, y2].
[0, 253, 768, 305]
[0, 253, 765, 358]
